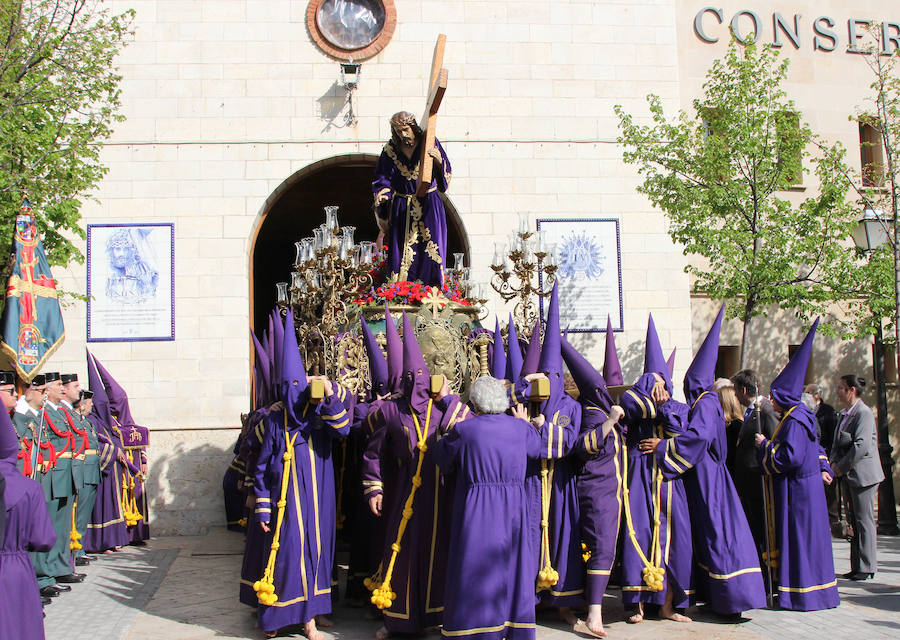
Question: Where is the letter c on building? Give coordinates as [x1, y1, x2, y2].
[694, 7, 724, 43]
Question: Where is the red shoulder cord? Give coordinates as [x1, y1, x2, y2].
[62, 407, 88, 456]
[40, 442, 57, 469]
[18, 440, 33, 477]
[44, 412, 72, 455]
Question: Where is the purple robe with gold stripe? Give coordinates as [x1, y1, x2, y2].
[252, 392, 350, 633]
[656, 392, 765, 614]
[757, 403, 839, 611]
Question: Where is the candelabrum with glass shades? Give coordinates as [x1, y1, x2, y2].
[489, 213, 558, 338]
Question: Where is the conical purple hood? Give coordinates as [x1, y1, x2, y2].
[401, 312, 431, 412]
[644, 313, 672, 393]
[771, 317, 819, 409]
[271, 308, 284, 400]
[666, 348, 676, 377]
[491, 318, 507, 379]
[92, 356, 136, 425]
[86, 349, 113, 436]
[505, 314, 523, 381]
[521, 321, 542, 376]
[282, 309, 308, 423]
[384, 305, 403, 393]
[603, 315, 624, 385]
[538, 283, 562, 375]
[251, 330, 271, 408]
[361, 319, 389, 397]
[561, 337, 612, 412]
[684, 305, 724, 404]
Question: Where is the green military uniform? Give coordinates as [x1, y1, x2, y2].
[32, 394, 77, 587]
[64, 397, 100, 559]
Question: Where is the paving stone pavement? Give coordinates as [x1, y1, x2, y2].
[40, 529, 900, 640]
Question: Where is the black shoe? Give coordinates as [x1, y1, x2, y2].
[849, 572, 874, 581]
[841, 571, 855, 579]
[52, 583, 72, 592]
[56, 573, 85, 584]
[75, 557, 91, 566]
[39, 586, 61, 598]
[41, 596, 52, 606]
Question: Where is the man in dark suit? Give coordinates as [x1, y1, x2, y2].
[805, 384, 840, 524]
[731, 369, 779, 557]
[831, 375, 884, 580]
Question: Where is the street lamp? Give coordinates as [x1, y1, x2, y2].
[852, 208, 900, 535]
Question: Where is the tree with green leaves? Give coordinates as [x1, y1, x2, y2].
[0, 0, 134, 271]
[615, 39, 857, 366]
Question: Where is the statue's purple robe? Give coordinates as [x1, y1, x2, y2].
[757, 403, 840, 611]
[434, 412, 549, 640]
[362, 394, 471, 633]
[251, 393, 350, 633]
[372, 138, 451, 286]
[574, 406, 625, 605]
[83, 417, 132, 552]
[655, 391, 765, 614]
[223, 434, 246, 531]
[619, 375, 694, 609]
[512, 377, 584, 607]
[1, 455, 56, 640]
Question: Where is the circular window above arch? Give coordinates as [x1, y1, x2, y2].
[307, 0, 396, 61]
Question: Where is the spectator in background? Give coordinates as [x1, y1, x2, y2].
[830, 375, 884, 581]
[805, 383, 840, 525]
[716, 382, 744, 475]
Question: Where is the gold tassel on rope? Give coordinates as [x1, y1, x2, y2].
[370, 399, 433, 610]
[254, 422, 298, 606]
[69, 499, 83, 551]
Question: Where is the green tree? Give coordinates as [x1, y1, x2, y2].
[615, 39, 857, 366]
[0, 0, 134, 268]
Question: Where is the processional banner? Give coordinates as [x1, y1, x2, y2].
[536, 218, 623, 334]
[86, 223, 174, 342]
[0, 201, 65, 381]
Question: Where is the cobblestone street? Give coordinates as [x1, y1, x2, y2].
[41, 528, 900, 640]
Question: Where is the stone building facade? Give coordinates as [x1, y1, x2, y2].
[37, 0, 899, 533]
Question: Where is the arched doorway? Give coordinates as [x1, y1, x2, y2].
[250, 154, 469, 335]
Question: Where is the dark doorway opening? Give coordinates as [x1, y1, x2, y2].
[251, 155, 468, 336]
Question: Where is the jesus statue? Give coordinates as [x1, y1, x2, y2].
[372, 111, 451, 287]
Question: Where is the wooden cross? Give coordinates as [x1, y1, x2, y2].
[415, 34, 448, 197]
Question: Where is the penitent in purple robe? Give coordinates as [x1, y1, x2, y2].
[619, 375, 694, 609]
[574, 406, 625, 605]
[757, 404, 839, 611]
[433, 413, 549, 640]
[362, 394, 471, 632]
[372, 138, 451, 286]
[239, 406, 271, 608]
[252, 393, 350, 633]
[2, 409, 57, 640]
[655, 393, 765, 613]
[83, 419, 132, 552]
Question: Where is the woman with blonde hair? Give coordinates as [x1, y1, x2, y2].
[716, 382, 744, 475]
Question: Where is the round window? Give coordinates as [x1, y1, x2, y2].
[307, 0, 396, 61]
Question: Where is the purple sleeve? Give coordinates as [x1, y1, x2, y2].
[817, 442, 831, 473]
[621, 388, 656, 425]
[252, 416, 276, 523]
[436, 394, 471, 433]
[433, 139, 451, 192]
[361, 406, 387, 499]
[433, 422, 463, 475]
[318, 386, 351, 438]
[26, 486, 57, 552]
[758, 418, 803, 475]
[574, 405, 609, 461]
[372, 149, 394, 220]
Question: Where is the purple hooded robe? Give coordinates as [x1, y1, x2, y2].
[1, 403, 56, 640]
[756, 319, 839, 611]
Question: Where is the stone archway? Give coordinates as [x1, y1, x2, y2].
[249, 154, 469, 336]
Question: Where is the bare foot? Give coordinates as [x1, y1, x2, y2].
[375, 625, 390, 640]
[316, 616, 334, 628]
[558, 607, 578, 626]
[263, 631, 277, 639]
[574, 619, 607, 638]
[626, 604, 644, 624]
[304, 619, 324, 640]
[659, 608, 691, 623]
